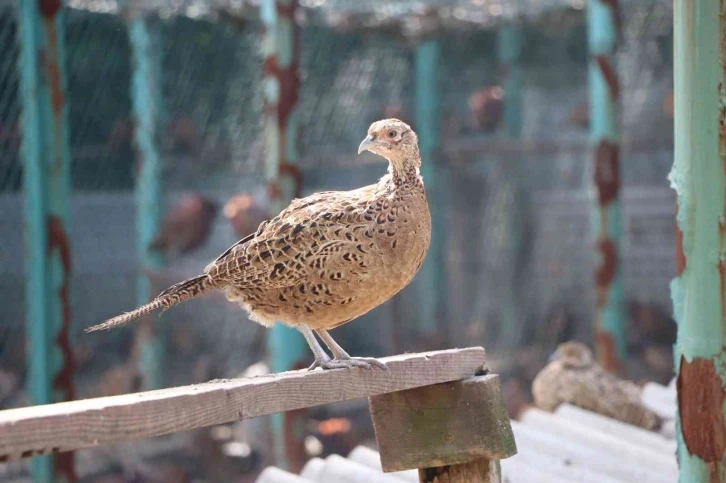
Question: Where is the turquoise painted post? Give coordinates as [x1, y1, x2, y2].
[128, 14, 166, 390]
[497, 25, 523, 138]
[671, 2, 726, 481]
[587, 0, 625, 372]
[262, 0, 307, 472]
[496, 25, 525, 350]
[18, 1, 76, 481]
[414, 39, 448, 347]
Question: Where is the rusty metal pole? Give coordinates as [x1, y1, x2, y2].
[127, 11, 166, 390]
[18, 0, 76, 481]
[262, 0, 307, 472]
[587, 0, 626, 372]
[671, 2, 726, 481]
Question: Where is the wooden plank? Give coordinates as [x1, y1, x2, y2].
[0, 348, 486, 462]
[369, 374, 515, 472]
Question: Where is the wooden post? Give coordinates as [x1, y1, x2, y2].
[18, 0, 76, 481]
[368, 374, 516, 483]
[262, 0, 308, 472]
[671, 1, 726, 481]
[587, 0, 626, 372]
[127, 11, 166, 390]
[414, 39, 449, 348]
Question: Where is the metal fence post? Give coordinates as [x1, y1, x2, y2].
[671, 1, 726, 481]
[496, 24, 526, 350]
[587, 0, 625, 372]
[497, 25, 523, 138]
[127, 12, 166, 390]
[18, 0, 75, 481]
[262, 0, 307, 472]
[414, 39, 448, 348]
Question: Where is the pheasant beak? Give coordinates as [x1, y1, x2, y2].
[548, 350, 562, 363]
[358, 134, 375, 154]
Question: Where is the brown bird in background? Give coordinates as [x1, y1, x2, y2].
[468, 85, 504, 132]
[566, 99, 589, 129]
[224, 194, 270, 239]
[87, 119, 431, 371]
[532, 341, 662, 431]
[149, 194, 218, 256]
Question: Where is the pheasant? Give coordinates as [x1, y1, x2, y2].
[87, 119, 431, 371]
[532, 341, 662, 431]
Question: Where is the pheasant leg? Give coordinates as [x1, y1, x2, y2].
[298, 324, 334, 370]
[316, 329, 388, 370]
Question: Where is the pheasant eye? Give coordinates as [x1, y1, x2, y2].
[388, 130, 397, 138]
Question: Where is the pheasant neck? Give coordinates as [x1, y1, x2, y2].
[389, 155, 422, 187]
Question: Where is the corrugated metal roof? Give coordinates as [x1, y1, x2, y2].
[256, 380, 677, 483]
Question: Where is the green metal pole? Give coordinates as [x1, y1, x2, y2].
[414, 39, 448, 347]
[262, 0, 307, 472]
[497, 25, 523, 138]
[496, 25, 525, 349]
[128, 14, 166, 390]
[18, 1, 76, 481]
[671, 2, 726, 481]
[587, 0, 626, 372]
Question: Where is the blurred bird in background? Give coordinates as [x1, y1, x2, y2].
[149, 194, 218, 257]
[468, 85, 504, 132]
[565, 98, 589, 129]
[223, 193, 271, 239]
[532, 341, 662, 431]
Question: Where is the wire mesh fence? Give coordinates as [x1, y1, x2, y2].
[0, 0, 676, 481]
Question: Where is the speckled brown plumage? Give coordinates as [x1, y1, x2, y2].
[532, 341, 662, 431]
[87, 119, 430, 370]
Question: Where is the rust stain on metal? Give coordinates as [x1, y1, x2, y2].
[46, 216, 77, 483]
[262, 2, 300, 137]
[43, 28, 63, 116]
[675, 199, 686, 276]
[264, 0, 302, 204]
[46, 217, 75, 402]
[593, 140, 620, 206]
[594, 55, 620, 100]
[595, 330, 621, 372]
[38, 0, 61, 18]
[677, 356, 726, 462]
[276, 1, 295, 17]
[594, 237, 617, 306]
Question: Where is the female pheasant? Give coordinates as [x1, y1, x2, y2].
[87, 119, 431, 370]
[532, 341, 662, 430]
